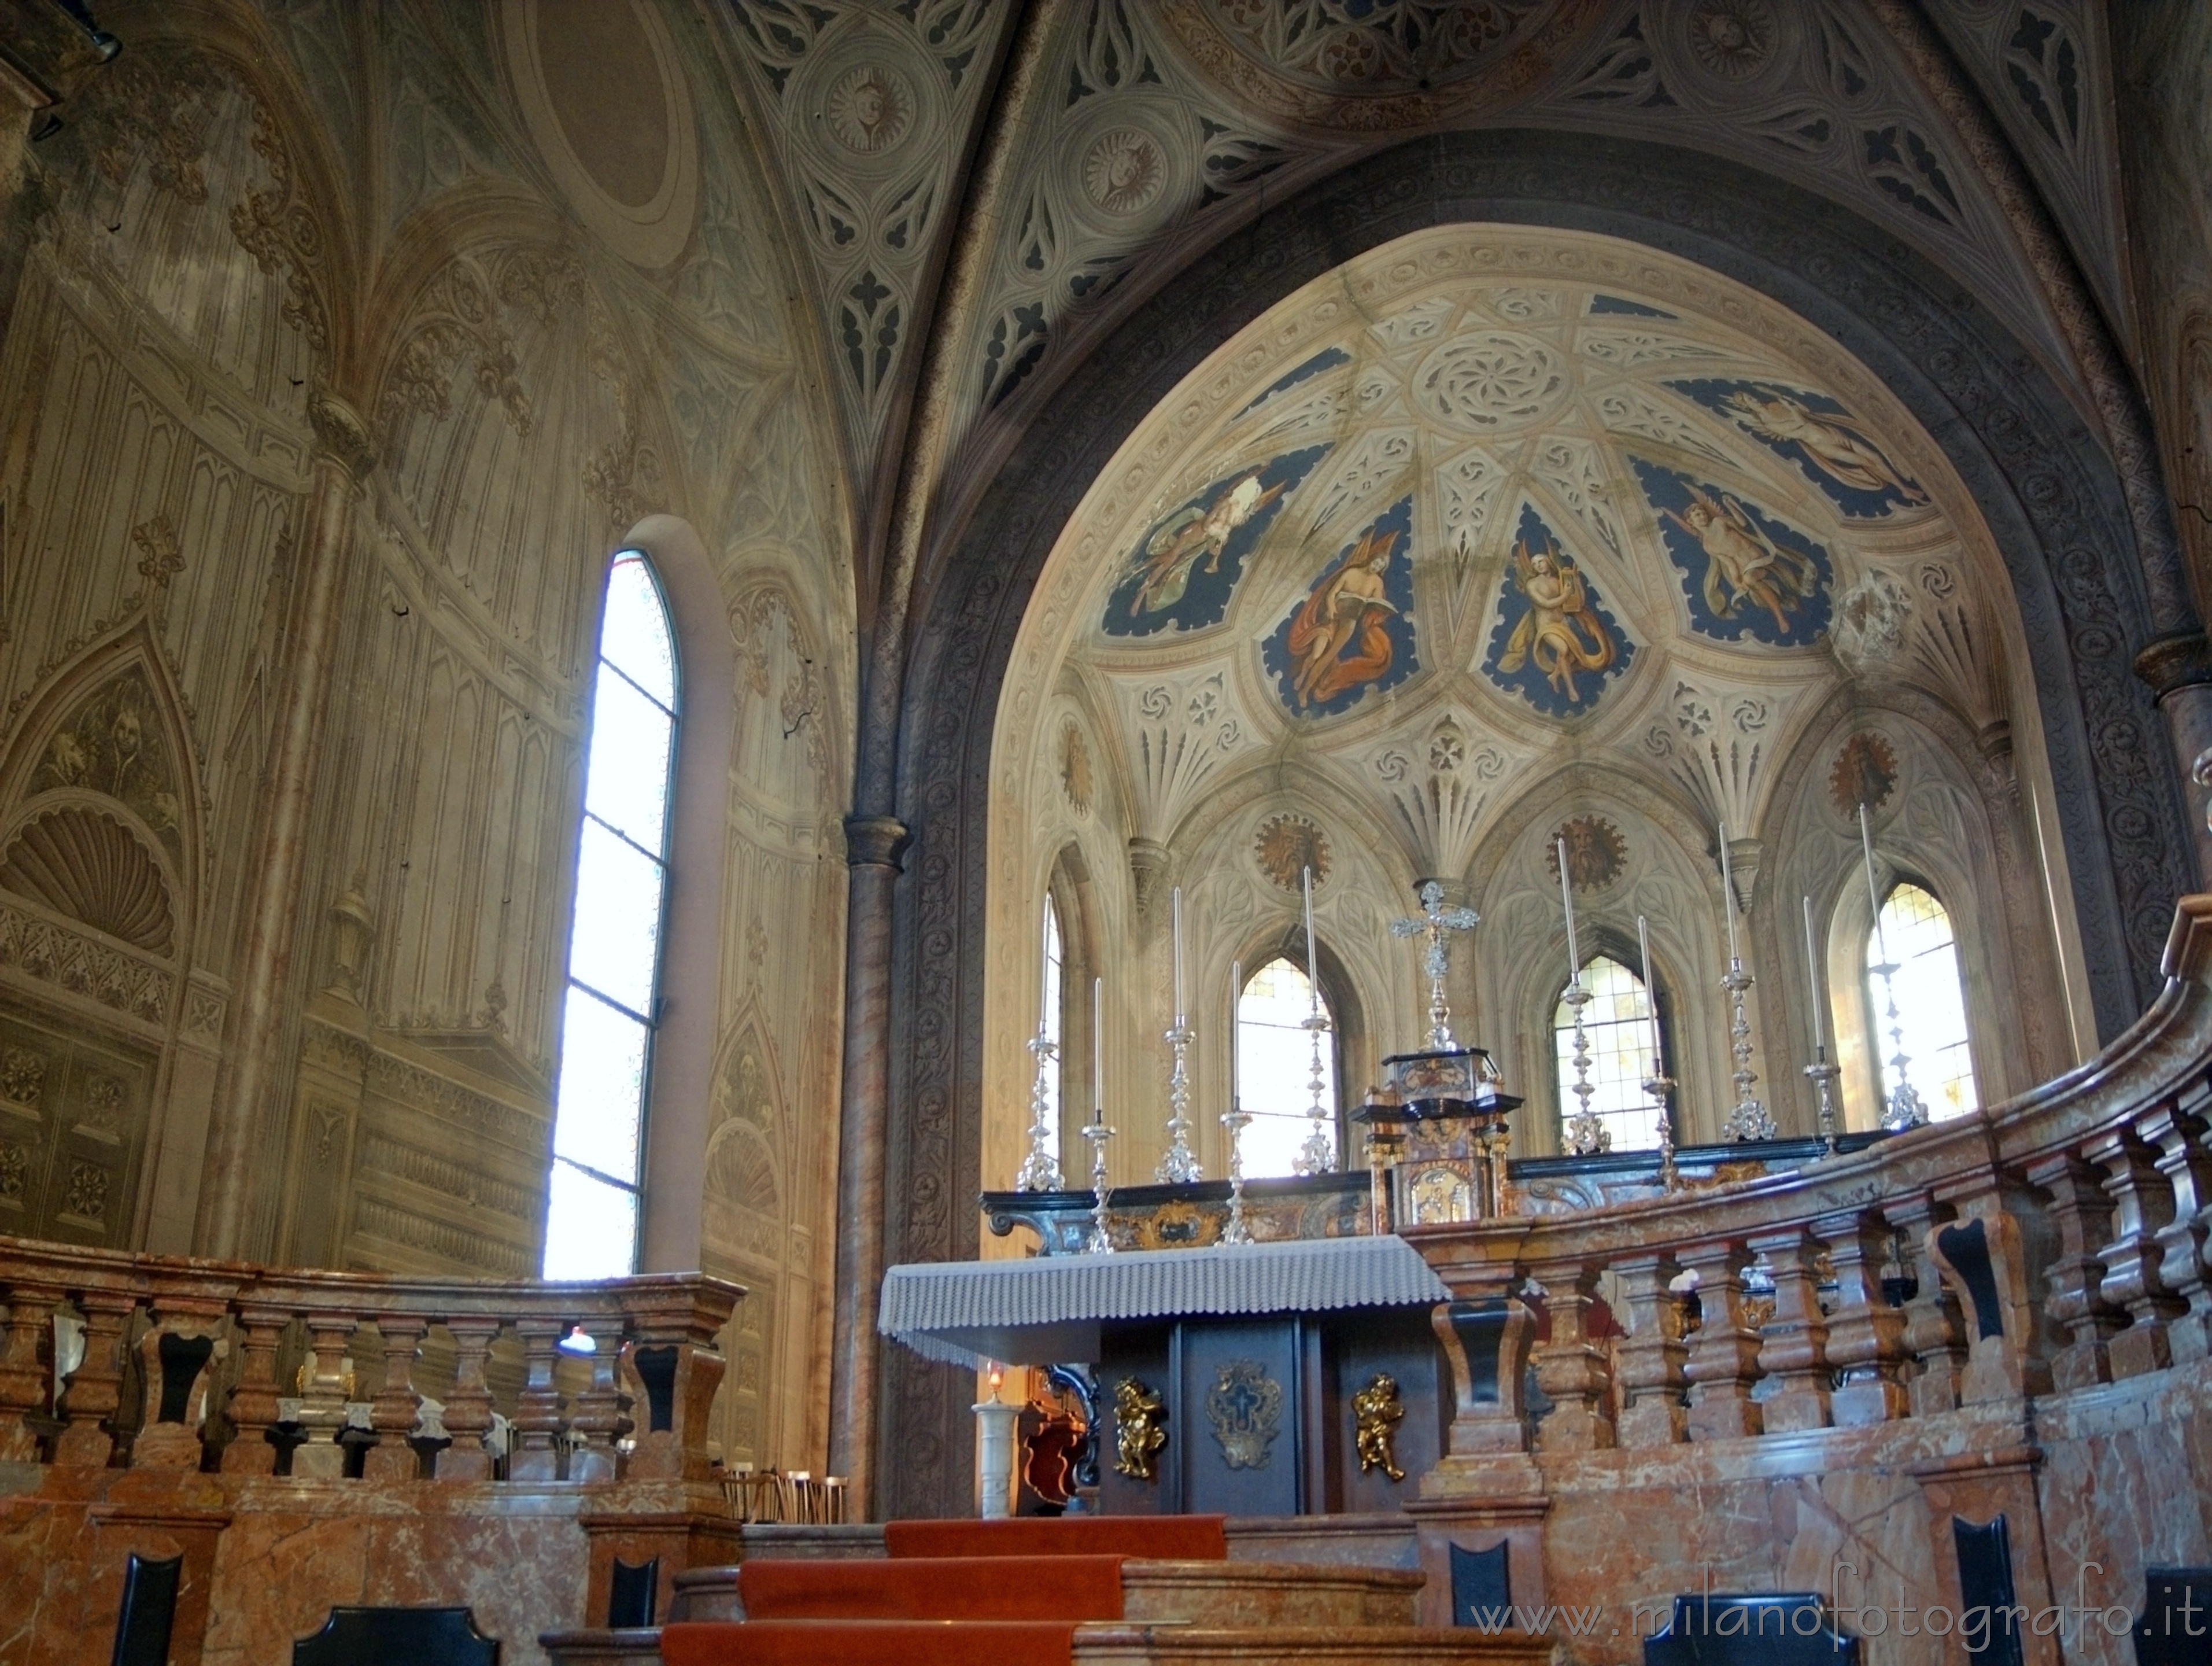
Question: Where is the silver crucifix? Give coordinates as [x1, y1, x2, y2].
[1390, 880, 1480, 1050]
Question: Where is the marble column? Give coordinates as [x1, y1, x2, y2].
[193, 391, 374, 1258]
[828, 814, 910, 1520]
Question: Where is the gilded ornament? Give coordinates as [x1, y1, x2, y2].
[1254, 814, 1330, 891]
[1113, 1377, 1167, 1480]
[1351, 1372, 1406, 1481]
[1546, 816, 1627, 893]
[1829, 732, 1899, 819]
[1060, 722, 1094, 813]
[1203, 1358, 1283, 1470]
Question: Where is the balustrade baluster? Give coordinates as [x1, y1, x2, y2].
[435, 1317, 501, 1481]
[1885, 1195, 1967, 1414]
[2085, 1129, 2187, 1378]
[1679, 1242, 1763, 1440]
[292, 1311, 363, 1479]
[2137, 1098, 2212, 1363]
[131, 1302, 230, 1468]
[2024, 1152, 2125, 1388]
[1816, 1209, 1910, 1424]
[1748, 1229, 1831, 1431]
[508, 1318, 568, 1481]
[566, 1318, 632, 1484]
[1530, 1259, 1615, 1451]
[0, 1283, 57, 1462]
[1612, 1253, 1687, 1448]
[221, 1304, 289, 1475]
[364, 1315, 427, 1482]
[54, 1290, 137, 1467]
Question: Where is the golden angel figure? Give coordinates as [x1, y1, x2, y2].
[1497, 537, 1616, 705]
[1660, 482, 1822, 636]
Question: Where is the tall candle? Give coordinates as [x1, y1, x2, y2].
[1638, 914, 1664, 1066]
[1229, 959, 1242, 1107]
[1802, 895, 1825, 1051]
[1172, 886, 1186, 1024]
[1557, 835, 1580, 980]
[1040, 913, 1051, 1032]
[1302, 866, 1320, 1015]
[1858, 803, 1884, 939]
[1718, 821, 1741, 963]
[1092, 977, 1104, 1111]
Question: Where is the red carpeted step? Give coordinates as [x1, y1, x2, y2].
[883, 1514, 1228, 1561]
[662, 1619, 1078, 1666]
[738, 1554, 1128, 1621]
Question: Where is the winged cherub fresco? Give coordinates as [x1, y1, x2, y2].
[1262, 496, 1419, 718]
[1666, 378, 1930, 518]
[1483, 504, 1633, 717]
[1101, 444, 1331, 638]
[1632, 458, 1833, 647]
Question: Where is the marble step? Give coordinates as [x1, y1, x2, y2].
[542, 1623, 1556, 1666]
[671, 1558, 1423, 1628]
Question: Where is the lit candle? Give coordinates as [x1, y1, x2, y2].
[1557, 835, 1580, 981]
[1172, 886, 1186, 1025]
[1638, 914, 1664, 1066]
[1228, 959, 1242, 1107]
[1302, 866, 1320, 1015]
[1802, 896, 1825, 1051]
[1092, 977, 1104, 1112]
[1718, 821, 1741, 963]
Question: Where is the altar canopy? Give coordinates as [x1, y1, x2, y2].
[878, 1235, 1448, 1369]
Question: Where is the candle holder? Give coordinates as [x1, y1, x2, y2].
[1079, 1112, 1115, 1253]
[1221, 1097, 1252, 1245]
[1155, 1022, 1203, 1184]
[1868, 951, 1931, 1131]
[1014, 1024, 1065, 1191]
[1293, 1008, 1336, 1175]
[1719, 959, 1777, 1142]
[1803, 1049, 1841, 1157]
[1560, 977, 1611, 1155]
[1641, 1067, 1680, 1191]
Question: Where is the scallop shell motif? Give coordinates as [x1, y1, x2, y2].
[0, 806, 175, 954]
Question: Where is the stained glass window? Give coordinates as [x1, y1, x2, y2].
[1235, 958, 1338, 1179]
[1552, 955, 1664, 1151]
[543, 552, 676, 1279]
[1867, 883, 1978, 1121]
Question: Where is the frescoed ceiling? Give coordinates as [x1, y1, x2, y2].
[1018, 224, 2026, 886]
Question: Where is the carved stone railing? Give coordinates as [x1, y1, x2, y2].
[0, 1241, 743, 1484]
[1406, 893, 2212, 1470]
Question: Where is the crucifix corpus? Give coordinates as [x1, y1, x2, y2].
[1390, 880, 1480, 1051]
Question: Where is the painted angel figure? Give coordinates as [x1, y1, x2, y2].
[1660, 483, 1822, 636]
[1285, 522, 1401, 709]
[1497, 536, 1616, 705]
[1126, 469, 1287, 618]
[1723, 388, 1930, 507]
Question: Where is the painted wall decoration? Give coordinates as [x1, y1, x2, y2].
[1546, 815, 1627, 891]
[1234, 347, 1351, 419]
[1482, 503, 1631, 716]
[1633, 458, 1832, 647]
[1666, 378, 1930, 517]
[1101, 444, 1331, 637]
[1254, 813, 1330, 890]
[1830, 731, 1900, 816]
[1264, 494, 1419, 717]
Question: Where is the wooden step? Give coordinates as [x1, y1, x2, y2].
[671, 1558, 1421, 1628]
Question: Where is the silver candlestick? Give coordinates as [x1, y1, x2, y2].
[1014, 1023, 1065, 1190]
[1079, 1111, 1114, 1253]
[1719, 958, 1777, 1141]
[1293, 1007, 1336, 1175]
[1804, 1049, 1841, 1157]
[1561, 978, 1611, 1154]
[1642, 1067, 1681, 1191]
[1221, 1096, 1252, 1245]
[1859, 806, 1930, 1131]
[1154, 1021, 1202, 1184]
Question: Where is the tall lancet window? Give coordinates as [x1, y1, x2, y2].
[1552, 955, 1664, 1151]
[1235, 958, 1338, 1178]
[1867, 883, 1978, 1121]
[544, 552, 678, 1279]
[1038, 894, 1066, 1169]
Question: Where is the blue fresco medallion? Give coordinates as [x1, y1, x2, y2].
[1481, 503, 1634, 717]
[1262, 495, 1419, 718]
[1666, 378, 1930, 517]
[1101, 445, 1331, 638]
[1632, 458, 1831, 648]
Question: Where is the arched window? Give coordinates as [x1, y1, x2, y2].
[1235, 957, 1338, 1178]
[1037, 893, 1066, 1170]
[544, 552, 677, 1278]
[1552, 955, 1664, 1151]
[1867, 882, 1978, 1121]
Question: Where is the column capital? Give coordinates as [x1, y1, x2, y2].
[2134, 628, 2212, 701]
[306, 389, 377, 482]
[843, 814, 911, 872]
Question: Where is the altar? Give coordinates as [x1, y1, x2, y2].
[879, 1235, 1452, 1516]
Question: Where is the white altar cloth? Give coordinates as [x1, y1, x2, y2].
[878, 1235, 1449, 1369]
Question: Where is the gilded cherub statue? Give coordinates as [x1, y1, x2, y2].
[1113, 1377, 1168, 1481]
[1351, 1373, 1406, 1481]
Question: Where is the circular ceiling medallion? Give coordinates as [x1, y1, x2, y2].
[1083, 128, 1168, 218]
[1255, 814, 1330, 891]
[1410, 330, 1570, 433]
[825, 63, 914, 154]
[1545, 815, 1627, 893]
[1830, 732, 1899, 818]
[1685, 0, 1779, 80]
